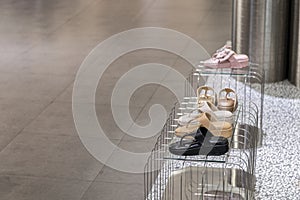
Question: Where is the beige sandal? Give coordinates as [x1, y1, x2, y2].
[197, 86, 217, 105]
[198, 101, 234, 124]
[217, 88, 238, 112]
[175, 119, 201, 139]
[175, 113, 233, 138]
[196, 113, 233, 138]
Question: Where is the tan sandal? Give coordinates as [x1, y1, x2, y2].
[197, 86, 217, 105]
[217, 88, 238, 112]
[175, 118, 201, 138]
[175, 113, 233, 138]
[195, 113, 233, 138]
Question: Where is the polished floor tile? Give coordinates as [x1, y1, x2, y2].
[81, 181, 144, 200]
[23, 102, 79, 136]
[117, 139, 155, 153]
[0, 175, 91, 200]
[170, 57, 195, 76]
[0, 0, 233, 199]
[0, 132, 104, 181]
[95, 166, 144, 185]
[24, 101, 143, 140]
[0, 73, 73, 102]
[1, 51, 87, 76]
[0, 99, 48, 151]
[57, 80, 157, 107]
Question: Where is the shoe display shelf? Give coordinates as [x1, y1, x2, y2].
[144, 64, 265, 200]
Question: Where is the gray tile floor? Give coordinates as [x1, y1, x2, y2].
[0, 0, 232, 199]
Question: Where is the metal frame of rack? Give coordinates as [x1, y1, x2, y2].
[144, 64, 264, 200]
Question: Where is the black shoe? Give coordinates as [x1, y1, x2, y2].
[169, 127, 229, 156]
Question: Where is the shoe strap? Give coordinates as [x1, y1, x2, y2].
[179, 130, 205, 146]
[197, 86, 217, 105]
[212, 48, 235, 63]
[218, 88, 238, 111]
[216, 45, 232, 53]
[179, 132, 196, 146]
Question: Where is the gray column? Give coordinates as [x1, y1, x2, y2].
[289, 0, 300, 87]
[232, 0, 290, 82]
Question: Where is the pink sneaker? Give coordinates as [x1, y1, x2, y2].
[201, 45, 249, 68]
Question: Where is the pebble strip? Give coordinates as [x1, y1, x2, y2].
[254, 80, 300, 200]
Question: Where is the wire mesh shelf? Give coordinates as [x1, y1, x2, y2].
[145, 64, 264, 200]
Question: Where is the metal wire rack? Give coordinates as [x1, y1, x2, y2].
[144, 64, 264, 200]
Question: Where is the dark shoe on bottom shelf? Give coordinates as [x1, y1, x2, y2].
[169, 127, 229, 156]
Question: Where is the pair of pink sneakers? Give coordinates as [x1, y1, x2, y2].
[201, 45, 249, 68]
